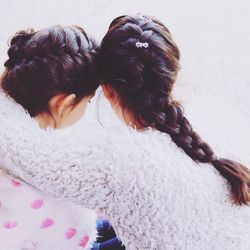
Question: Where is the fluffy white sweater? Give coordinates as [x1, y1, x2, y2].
[0, 92, 250, 250]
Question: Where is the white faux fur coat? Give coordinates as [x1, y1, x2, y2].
[1, 91, 250, 250]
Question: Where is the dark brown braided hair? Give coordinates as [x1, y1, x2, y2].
[1, 25, 99, 116]
[99, 14, 250, 205]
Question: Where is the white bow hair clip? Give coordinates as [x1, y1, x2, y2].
[135, 41, 149, 49]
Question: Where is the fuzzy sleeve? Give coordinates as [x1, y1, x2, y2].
[0, 93, 167, 249]
[0, 130, 163, 250]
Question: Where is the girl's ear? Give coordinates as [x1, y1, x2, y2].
[57, 94, 76, 117]
[48, 94, 76, 117]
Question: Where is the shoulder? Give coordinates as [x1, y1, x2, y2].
[87, 125, 231, 205]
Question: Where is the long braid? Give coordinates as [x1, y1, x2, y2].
[152, 98, 250, 204]
[99, 14, 250, 205]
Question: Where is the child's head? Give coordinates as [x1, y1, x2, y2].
[99, 14, 250, 205]
[1, 25, 99, 128]
[99, 15, 180, 123]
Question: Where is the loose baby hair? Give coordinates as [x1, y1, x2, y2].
[1, 25, 99, 116]
[99, 14, 250, 205]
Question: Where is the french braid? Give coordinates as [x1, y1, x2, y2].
[99, 14, 250, 205]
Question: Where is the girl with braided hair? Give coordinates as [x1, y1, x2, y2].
[0, 26, 125, 250]
[1, 25, 98, 128]
[99, 14, 250, 206]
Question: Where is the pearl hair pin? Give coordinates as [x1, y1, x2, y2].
[135, 41, 149, 49]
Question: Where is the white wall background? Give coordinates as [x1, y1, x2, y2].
[0, 0, 249, 164]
